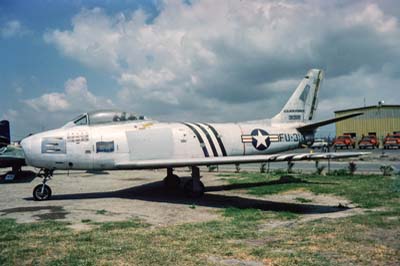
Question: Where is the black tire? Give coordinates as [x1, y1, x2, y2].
[33, 184, 52, 201]
[163, 174, 181, 190]
[184, 180, 205, 198]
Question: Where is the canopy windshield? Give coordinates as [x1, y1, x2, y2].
[88, 110, 147, 125]
[69, 110, 147, 126]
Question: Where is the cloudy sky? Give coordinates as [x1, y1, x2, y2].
[1, 0, 399, 140]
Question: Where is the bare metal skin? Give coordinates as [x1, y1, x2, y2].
[20, 69, 367, 200]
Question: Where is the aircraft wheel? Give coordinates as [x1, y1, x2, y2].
[184, 179, 205, 198]
[163, 174, 181, 190]
[33, 184, 52, 201]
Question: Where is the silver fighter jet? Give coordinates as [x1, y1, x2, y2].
[21, 69, 364, 200]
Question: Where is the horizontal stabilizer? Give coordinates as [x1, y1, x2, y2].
[297, 112, 363, 133]
[116, 152, 369, 170]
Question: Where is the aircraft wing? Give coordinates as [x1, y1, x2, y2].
[0, 145, 26, 168]
[115, 152, 369, 170]
[297, 112, 363, 133]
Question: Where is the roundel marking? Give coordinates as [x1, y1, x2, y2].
[251, 129, 271, 151]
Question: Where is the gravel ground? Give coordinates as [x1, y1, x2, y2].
[0, 164, 371, 231]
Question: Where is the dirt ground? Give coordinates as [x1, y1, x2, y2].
[0, 167, 365, 231]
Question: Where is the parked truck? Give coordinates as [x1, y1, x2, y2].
[333, 135, 356, 150]
[383, 133, 400, 149]
[359, 135, 380, 149]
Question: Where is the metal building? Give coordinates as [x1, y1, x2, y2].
[334, 104, 400, 144]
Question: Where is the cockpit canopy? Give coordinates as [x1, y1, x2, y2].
[64, 110, 148, 127]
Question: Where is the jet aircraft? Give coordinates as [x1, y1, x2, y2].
[0, 145, 25, 170]
[21, 69, 365, 200]
[0, 121, 26, 174]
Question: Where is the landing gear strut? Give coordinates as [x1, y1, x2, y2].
[184, 166, 205, 198]
[33, 169, 53, 201]
[163, 167, 181, 190]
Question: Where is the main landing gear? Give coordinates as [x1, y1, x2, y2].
[33, 169, 53, 201]
[163, 167, 181, 189]
[163, 166, 205, 197]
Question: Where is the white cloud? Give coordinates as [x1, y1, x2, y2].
[4, 77, 115, 135]
[41, 0, 399, 125]
[44, 8, 122, 71]
[25, 76, 113, 113]
[1, 20, 29, 38]
[346, 3, 397, 33]
[26, 92, 71, 112]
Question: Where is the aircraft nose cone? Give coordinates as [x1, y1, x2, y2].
[20, 135, 34, 164]
[20, 136, 31, 151]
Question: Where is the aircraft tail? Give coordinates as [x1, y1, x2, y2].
[272, 69, 324, 124]
[0, 120, 10, 146]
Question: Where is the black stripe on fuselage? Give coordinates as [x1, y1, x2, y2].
[203, 123, 227, 156]
[182, 122, 209, 157]
[194, 123, 218, 157]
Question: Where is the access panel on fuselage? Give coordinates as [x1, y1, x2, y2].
[171, 123, 218, 158]
[126, 128, 174, 160]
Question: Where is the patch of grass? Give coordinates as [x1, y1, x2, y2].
[274, 211, 299, 220]
[327, 169, 348, 176]
[295, 197, 312, 203]
[216, 173, 236, 177]
[228, 172, 270, 184]
[95, 209, 107, 215]
[97, 219, 149, 231]
[228, 173, 400, 209]
[223, 207, 298, 222]
[0, 206, 399, 266]
[390, 176, 400, 193]
[271, 169, 287, 175]
[223, 207, 266, 221]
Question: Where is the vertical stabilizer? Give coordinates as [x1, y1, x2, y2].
[272, 69, 323, 124]
[0, 120, 10, 146]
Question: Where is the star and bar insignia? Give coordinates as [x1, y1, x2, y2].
[241, 129, 279, 151]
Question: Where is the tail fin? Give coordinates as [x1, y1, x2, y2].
[0, 120, 10, 146]
[272, 69, 323, 124]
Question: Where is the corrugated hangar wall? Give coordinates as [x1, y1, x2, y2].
[335, 105, 400, 143]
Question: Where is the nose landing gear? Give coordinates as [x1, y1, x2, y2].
[33, 169, 53, 201]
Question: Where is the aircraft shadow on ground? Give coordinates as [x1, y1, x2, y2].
[0, 171, 36, 184]
[25, 177, 347, 215]
[205, 176, 335, 192]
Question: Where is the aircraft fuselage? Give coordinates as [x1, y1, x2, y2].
[22, 121, 303, 170]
